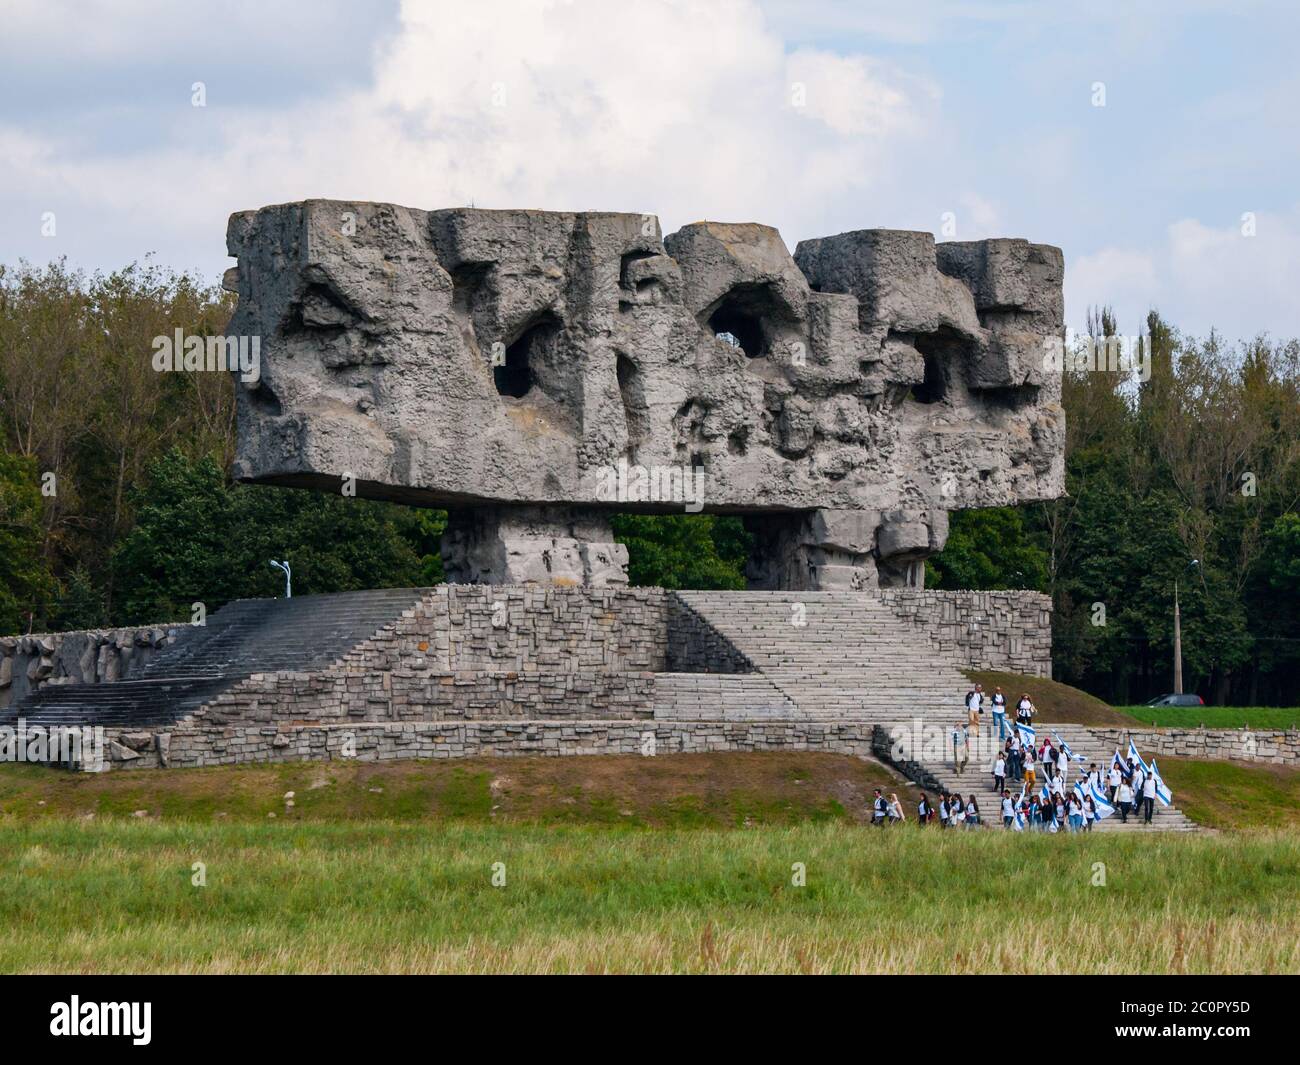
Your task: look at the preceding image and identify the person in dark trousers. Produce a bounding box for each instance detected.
[917,792,932,825]
[1141,773,1157,823]
[871,788,888,826]
[1117,779,1133,823]
[993,752,1006,794]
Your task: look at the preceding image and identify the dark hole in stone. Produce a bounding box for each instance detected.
[910,328,967,404]
[494,317,557,398]
[712,304,759,358]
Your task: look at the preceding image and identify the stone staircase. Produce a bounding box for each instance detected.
[910,723,1198,832]
[668,591,967,720]
[663,591,1198,832]
[2,588,429,729]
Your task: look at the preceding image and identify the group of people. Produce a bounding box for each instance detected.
[874,682,1166,830]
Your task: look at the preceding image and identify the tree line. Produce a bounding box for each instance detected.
[2,261,1296,705]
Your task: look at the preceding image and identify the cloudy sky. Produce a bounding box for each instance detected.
[3,0,1297,342]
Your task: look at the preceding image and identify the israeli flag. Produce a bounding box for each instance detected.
[1110,748,1129,775]
[1089,783,1116,819]
[1128,739,1151,776]
[1013,808,1026,831]
[1150,759,1173,807]
[1052,731,1077,763]
[1017,720,1036,745]
[1040,780,1052,804]
[1072,780,1088,806]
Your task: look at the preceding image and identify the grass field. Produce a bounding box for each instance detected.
[1,820,1296,973]
[1,753,1299,973]
[1120,706,1300,730]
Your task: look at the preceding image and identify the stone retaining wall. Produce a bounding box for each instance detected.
[0,625,182,709]
[1088,727,1300,767]
[98,718,879,770]
[334,584,667,674]
[878,589,1052,677]
[193,669,656,725]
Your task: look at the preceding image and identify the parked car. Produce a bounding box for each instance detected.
[1145,693,1205,707]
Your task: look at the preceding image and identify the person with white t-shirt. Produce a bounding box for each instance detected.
[993,754,1006,794]
[1141,773,1157,823]
[1107,763,1121,803]
[1117,779,1133,823]
[1001,790,1015,828]
[991,687,1008,739]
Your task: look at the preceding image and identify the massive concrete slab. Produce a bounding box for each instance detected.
[224,202,1065,587]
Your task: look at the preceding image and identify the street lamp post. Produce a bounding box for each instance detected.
[269,559,292,599]
[1173,559,1199,695]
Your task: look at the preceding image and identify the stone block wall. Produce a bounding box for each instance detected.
[877,590,1052,677]
[1088,727,1300,767]
[0,625,182,709]
[330,584,667,675]
[193,669,656,726]
[99,718,879,771]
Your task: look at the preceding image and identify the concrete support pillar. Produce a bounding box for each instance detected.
[440,506,629,586]
[745,507,949,591]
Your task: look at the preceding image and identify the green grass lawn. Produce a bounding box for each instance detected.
[1158,757,1300,831]
[1120,706,1300,730]
[1,820,1296,974]
[1,752,1299,973]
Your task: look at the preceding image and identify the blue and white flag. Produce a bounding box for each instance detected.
[1072,780,1088,806]
[1017,720,1036,745]
[1052,731,1077,763]
[1128,739,1151,776]
[1089,783,1116,820]
[1150,759,1173,807]
[1013,807,1026,831]
[1110,748,1130,777]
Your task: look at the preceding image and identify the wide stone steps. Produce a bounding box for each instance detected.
[912,725,1198,832]
[3,588,431,729]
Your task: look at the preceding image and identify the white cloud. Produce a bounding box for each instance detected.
[0,0,935,274]
[1067,207,1300,340]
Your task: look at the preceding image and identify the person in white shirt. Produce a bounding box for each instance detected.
[965,685,983,736]
[1141,773,1157,823]
[1000,790,1014,828]
[993,754,1006,793]
[1107,763,1121,802]
[991,686,1008,739]
[1117,780,1133,822]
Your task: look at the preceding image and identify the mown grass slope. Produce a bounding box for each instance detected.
[1121,706,1300,730]
[964,670,1137,725]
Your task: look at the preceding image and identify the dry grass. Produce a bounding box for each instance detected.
[1,821,1295,973]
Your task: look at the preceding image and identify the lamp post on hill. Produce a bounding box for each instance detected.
[270,559,292,599]
[1173,559,1199,695]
